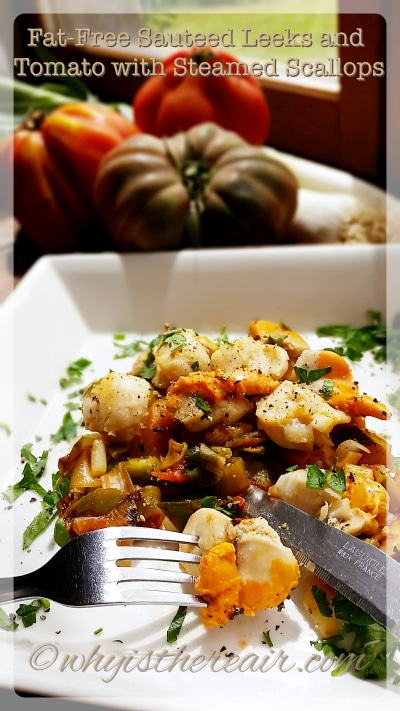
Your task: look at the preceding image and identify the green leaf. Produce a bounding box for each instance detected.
[306,464,327,489]
[214,326,233,346]
[294,365,332,383]
[51,411,82,443]
[167,606,187,643]
[262,630,273,646]
[194,396,213,415]
[316,311,387,364]
[2,448,49,503]
[0,608,18,631]
[139,363,157,380]
[113,336,148,359]
[23,509,57,549]
[59,358,92,389]
[328,467,347,493]
[320,379,334,398]
[311,585,333,617]
[53,518,70,548]
[312,591,400,680]
[15,599,50,628]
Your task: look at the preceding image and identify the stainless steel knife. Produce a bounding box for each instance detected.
[243,485,400,638]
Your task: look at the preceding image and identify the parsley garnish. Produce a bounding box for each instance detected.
[306,462,346,493]
[194,396,213,415]
[0,608,18,631]
[191,361,200,371]
[22,473,70,549]
[199,495,240,518]
[2,446,49,503]
[262,630,273,646]
[59,358,92,389]
[306,464,327,489]
[311,585,333,618]
[0,422,11,436]
[320,379,334,398]
[51,410,82,443]
[294,365,332,383]
[137,329,187,379]
[311,592,400,680]
[214,326,233,346]
[316,310,386,363]
[167,606,187,643]
[16,599,50,628]
[113,334,148,359]
[267,333,288,344]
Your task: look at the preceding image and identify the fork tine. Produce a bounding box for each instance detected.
[102,526,199,545]
[106,587,206,607]
[111,547,201,564]
[108,566,196,585]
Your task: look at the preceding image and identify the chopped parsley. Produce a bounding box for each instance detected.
[0,608,18,631]
[2,445,49,503]
[16,599,50,628]
[113,334,148,359]
[137,328,187,379]
[59,358,92,389]
[294,365,332,383]
[316,310,386,363]
[22,473,70,549]
[0,599,51,631]
[311,585,333,618]
[320,379,334,399]
[266,333,288,345]
[306,462,346,493]
[310,591,400,680]
[214,326,233,346]
[199,495,240,518]
[51,410,82,443]
[167,606,187,643]
[262,630,273,646]
[194,395,213,415]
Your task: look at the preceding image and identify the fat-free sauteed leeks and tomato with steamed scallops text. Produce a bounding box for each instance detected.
[5,316,400,678]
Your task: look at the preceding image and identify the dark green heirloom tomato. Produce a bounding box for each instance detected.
[93,122,298,251]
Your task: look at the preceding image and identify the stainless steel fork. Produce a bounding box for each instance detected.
[0,526,206,607]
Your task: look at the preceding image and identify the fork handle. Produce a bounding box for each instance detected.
[0,571,44,605]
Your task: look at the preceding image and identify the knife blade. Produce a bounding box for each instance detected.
[243,485,400,638]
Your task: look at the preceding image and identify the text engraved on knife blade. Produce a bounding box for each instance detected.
[335,540,386,582]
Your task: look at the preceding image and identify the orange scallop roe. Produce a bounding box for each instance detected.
[194,542,241,629]
[344,470,388,522]
[239,557,300,615]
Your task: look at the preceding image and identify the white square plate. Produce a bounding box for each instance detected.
[0,244,399,711]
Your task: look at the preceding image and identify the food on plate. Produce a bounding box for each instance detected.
[50,318,400,641]
[133,47,271,145]
[1,101,138,251]
[179,509,299,628]
[93,122,298,250]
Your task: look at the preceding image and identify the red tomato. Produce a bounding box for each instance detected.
[1,103,139,252]
[133,47,271,145]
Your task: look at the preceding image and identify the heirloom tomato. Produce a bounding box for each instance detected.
[3,102,138,252]
[94,122,298,251]
[134,48,271,146]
